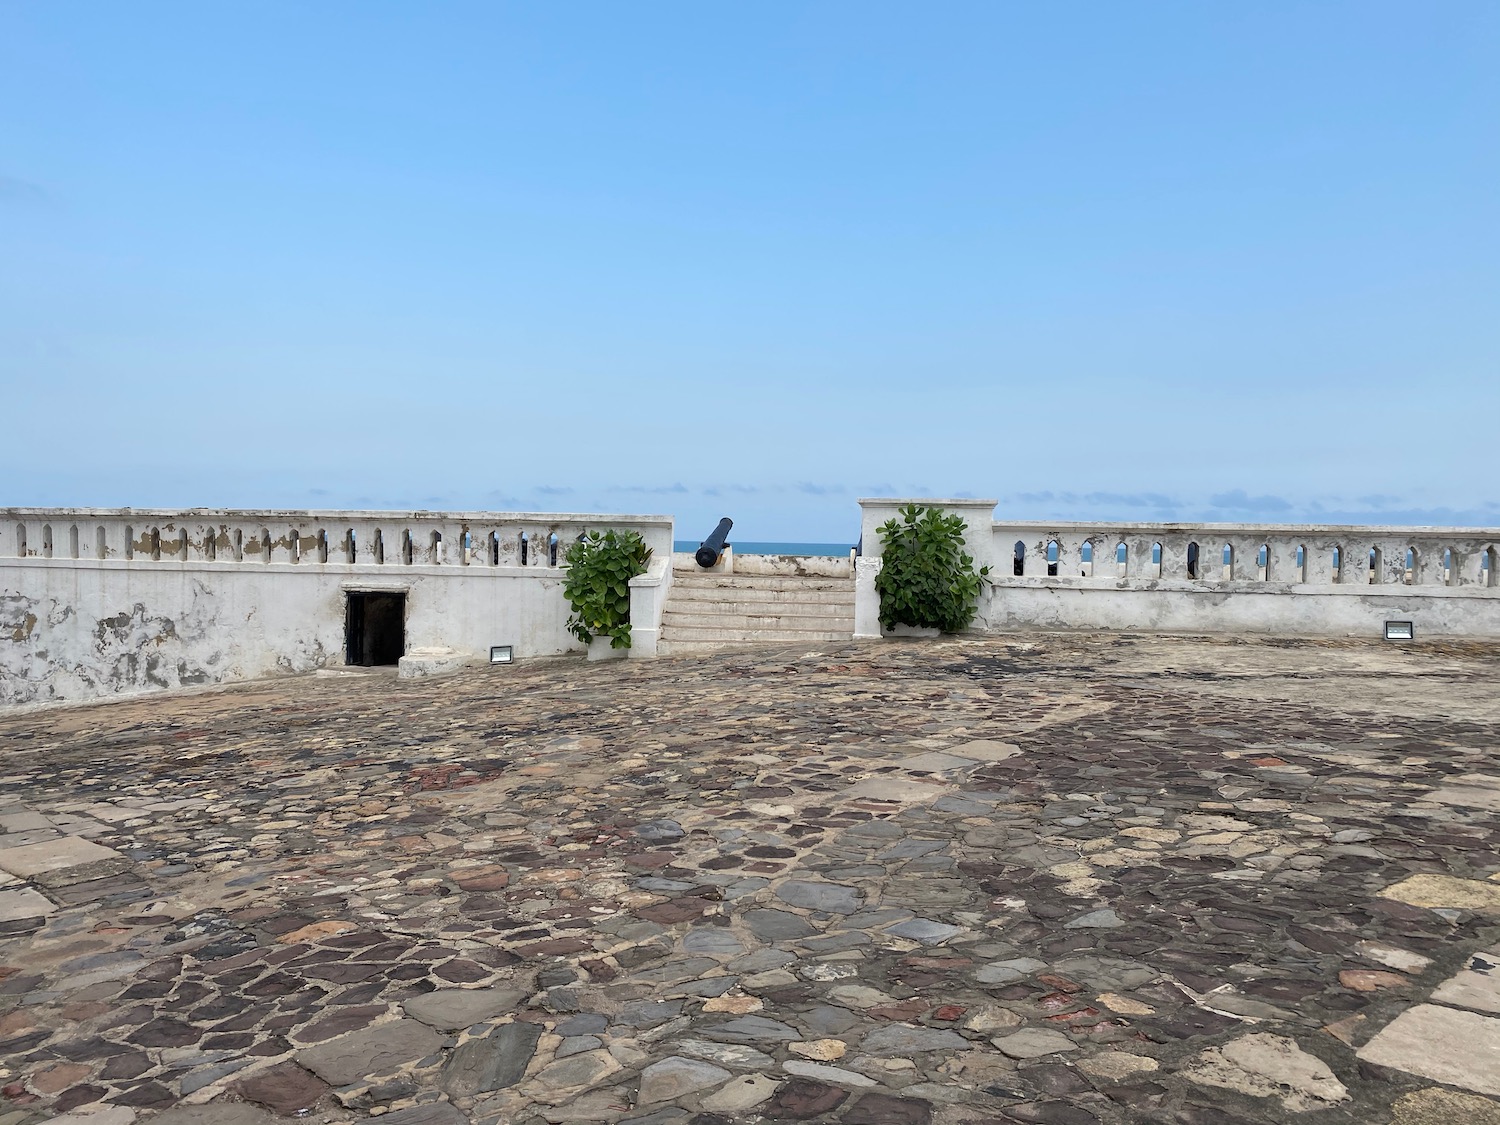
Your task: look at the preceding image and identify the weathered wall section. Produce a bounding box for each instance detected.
[856,500,1500,640]
[1,509,673,706]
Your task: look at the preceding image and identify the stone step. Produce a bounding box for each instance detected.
[663,599,854,619]
[662,610,855,631]
[668,584,854,606]
[658,624,853,644]
[670,574,854,594]
[657,637,852,655]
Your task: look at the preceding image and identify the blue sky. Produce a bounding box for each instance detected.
[3,2,1497,541]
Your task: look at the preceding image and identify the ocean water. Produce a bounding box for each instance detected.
[673,541,853,557]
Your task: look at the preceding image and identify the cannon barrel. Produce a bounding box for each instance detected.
[695,517,734,568]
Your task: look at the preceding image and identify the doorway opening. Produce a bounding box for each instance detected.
[346,591,406,666]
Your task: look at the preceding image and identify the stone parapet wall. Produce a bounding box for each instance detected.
[1,508,674,707]
[855,500,1500,640]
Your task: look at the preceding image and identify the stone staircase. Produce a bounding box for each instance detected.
[659,562,856,653]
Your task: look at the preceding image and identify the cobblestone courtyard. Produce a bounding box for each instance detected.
[2,634,1500,1125]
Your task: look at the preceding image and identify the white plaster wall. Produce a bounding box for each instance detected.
[0,559,589,706]
[977,580,1500,639]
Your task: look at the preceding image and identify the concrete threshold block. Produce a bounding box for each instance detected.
[397,648,474,680]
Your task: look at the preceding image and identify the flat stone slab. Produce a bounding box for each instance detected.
[1431,950,1500,1014]
[0,835,123,879]
[1425,774,1500,812]
[637,1056,732,1103]
[153,1105,278,1125]
[1185,1032,1349,1112]
[442,1020,544,1096]
[843,777,954,804]
[1358,1004,1500,1097]
[947,739,1023,761]
[1390,1087,1500,1125]
[0,886,56,921]
[992,1028,1078,1059]
[297,1018,445,1085]
[774,879,863,914]
[1378,874,1500,913]
[403,987,524,1030]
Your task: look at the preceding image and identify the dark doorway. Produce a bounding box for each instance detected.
[346,592,406,666]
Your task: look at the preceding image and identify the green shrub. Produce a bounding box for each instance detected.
[563,530,653,650]
[874,504,989,633]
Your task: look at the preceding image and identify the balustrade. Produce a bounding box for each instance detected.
[1,510,672,571]
[989,522,1498,589]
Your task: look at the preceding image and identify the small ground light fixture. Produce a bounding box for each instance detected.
[490,645,514,664]
[1384,621,1414,641]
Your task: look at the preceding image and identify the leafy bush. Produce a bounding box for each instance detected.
[563,530,653,650]
[874,504,989,633]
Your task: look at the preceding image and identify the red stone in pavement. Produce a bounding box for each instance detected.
[234,1062,329,1115]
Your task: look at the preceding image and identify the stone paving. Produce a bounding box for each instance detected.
[1,633,1499,1125]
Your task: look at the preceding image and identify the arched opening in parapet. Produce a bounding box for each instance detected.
[317,530,329,563]
[345,590,405,667]
[261,529,273,563]
[1221,542,1234,580]
[1405,547,1417,585]
[1257,543,1269,581]
[204,528,216,562]
[489,532,500,566]
[96,526,108,560]
[1151,541,1163,579]
[345,529,357,563]
[1368,547,1381,584]
[431,530,443,565]
[373,529,385,565]
[233,529,243,562]
[14,523,26,557]
[549,532,560,567]
[68,524,80,560]
[150,527,162,562]
[123,525,134,560]
[176,528,188,559]
[1186,541,1200,580]
[401,530,414,566]
[1012,540,1025,576]
[289,529,301,564]
[1294,544,1306,582]
[520,532,530,566]
[1114,541,1127,577]
[1331,545,1342,583]
[41,524,53,559]
[1080,540,1094,577]
[1443,547,1454,585]
[1484,547,1498,587]
[459,531,471,565]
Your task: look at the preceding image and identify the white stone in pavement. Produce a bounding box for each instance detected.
[636,1056,732,1104]
[1354,940,1432,974]
[1426,774,1500,812]
[0,836,123,879]
[1379,874,1500,913]
[1358,1005,1500,1098]
[843,777,954,803]
[41,1109,138,1125]
[1186,1033,1349,1112]
[947,739,1023,761]
[0,810,52,832]
[899,751,981,773]
[0,886,57,921]
[782,1060,877,1087]
[1430,950,1500,1015]
[700,1074,779,1113]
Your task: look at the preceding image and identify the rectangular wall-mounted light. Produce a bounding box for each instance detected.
[490,645,514,664]
[1384,621,1414,641]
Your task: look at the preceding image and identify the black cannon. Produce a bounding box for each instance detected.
[695,517,734,568]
